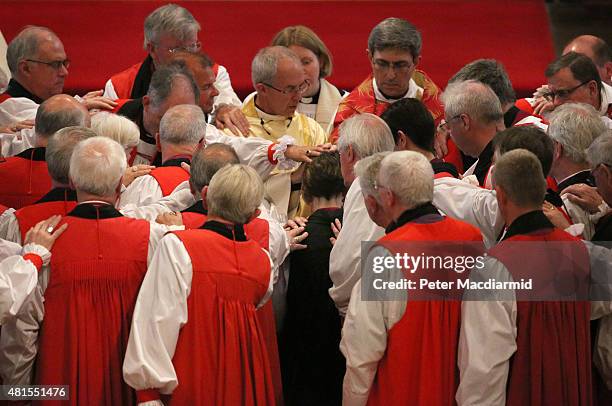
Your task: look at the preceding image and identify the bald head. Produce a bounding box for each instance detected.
[35,94,89,140]
[563,35,612,85]
[189,143,240,194]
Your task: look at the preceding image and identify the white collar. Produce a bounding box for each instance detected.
[599,82,612,116]
[372,77,422,103]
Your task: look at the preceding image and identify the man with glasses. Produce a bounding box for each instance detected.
[0,26,115,129]
[232,46,327,218]
[103,4,242,121]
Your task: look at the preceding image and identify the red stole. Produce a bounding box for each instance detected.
[0,149,51,209]
[14,193,77,242]
[169,229,276,406]
[489,228,592,406]
[34,214,150,406]
[367,217,482,406]
[149,166,189,196]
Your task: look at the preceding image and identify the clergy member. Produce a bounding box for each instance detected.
[124,164,276,406]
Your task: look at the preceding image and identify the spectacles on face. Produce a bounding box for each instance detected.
[162,41,201,54]
[439,114,464,131]
[372,58,413,73]
[25,59,70,70]
[262,80,309,95]
[543,81,590,102]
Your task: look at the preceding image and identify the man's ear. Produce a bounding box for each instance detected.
[142,95,151,110]
[587,80,599,98]
[155,132,160,149]
[18,60,31,77]
[68,178,75,190]
[413,55,422,68]
[495,185,507,206]
[254,83,267,94]
[201,186,209,210]
[604,62,612,83]
[396,131,414,151]
[366,49,373,61]
[553,141,563,160]
[346,145,356,164]
[246,208,261,224]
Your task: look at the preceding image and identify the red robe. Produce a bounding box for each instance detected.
[14,188,77,242]
[330,71,463,170]
[0,148,51,209]
[367,212,482,406]
[34,203,151,406]
[489,222,592,406]
[149,166,190,197]
[169,227,276,406]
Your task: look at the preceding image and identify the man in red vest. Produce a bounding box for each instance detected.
[340,150,482,405]
[457,149,592,405]
[0,94,89,209]
[0,126,96,244]
[119,104,203,207]
[124,163,276,406]
[24,136,170,405]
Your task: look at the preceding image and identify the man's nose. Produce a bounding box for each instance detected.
[58,64,68,76]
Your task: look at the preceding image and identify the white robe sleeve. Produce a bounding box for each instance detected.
[561,195,595,240]
[118,175,164,209]
[0,128,36,157]
[329,180,384,316]
[0,98,39,128]
[120,184,195,221]
[212,65,241,109]
[0,209,20,244]
[433,177,502,248]
[103,78,119,100]
[456,256,517,406]
[123,233,192,399]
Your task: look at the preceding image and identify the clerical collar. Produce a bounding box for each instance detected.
[182,200,208,215]
[385,202,441,234]
[202,220,247,241]
[300,89,320,105]
[556,170,594,192]
[162,155,191,167]
[36,187,77,204]
[5,79,43,104]
[254,101,294,122]
[473,141,494,186]
[69,201,123,219]
[15,147,46,161]
[372,77,422,103]
[502,210,554,241]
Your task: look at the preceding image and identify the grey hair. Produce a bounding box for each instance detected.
[586,134,612,168]
[148,61,200,108]
[493,149,546,207]
[143,3,200,49]
[159,104,206,145]
[6,26,57,75]
[354,152,391,199]
[368,17,422,59]
[337,113,395,159]
[69,136,127,197]
[548,102,608,164]
[190,143,240,193]
[91,112,140,149]
[251,46,301,87]
[206,164,264,224]
[448,59,516,106]
[35,96,89,139]
[441,80,504,125]
[378,151,434,209]
[46,126,98,184]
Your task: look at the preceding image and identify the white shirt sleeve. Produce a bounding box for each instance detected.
[120,184,195,221]
[118,175,164,209]
[329,180,384,316]
[0,209,20,244]
[433,177,502,248]
[0,127,36,157]
[123,233,192,396]
[456,256,517,406]
[562,196,595,240]
[103,79,119,100]
[212,65,242,109]
[0,98,39,128]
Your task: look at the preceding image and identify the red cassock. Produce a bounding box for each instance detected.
[489,228,592,406]
[368,216,482,406]
[33,204,151,406]
[149,166,190,197]
[168,228,276,405]
[180,202,283,405]
[0,148,51,209]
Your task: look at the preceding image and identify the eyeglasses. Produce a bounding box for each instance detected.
[439,115,464,131]
[543,81,590,102]
[372,59,413,73]
[262,80,309,95]
[166,41,202,54]
[25,59,70,70]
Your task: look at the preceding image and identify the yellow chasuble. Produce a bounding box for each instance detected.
[227,96,327,219]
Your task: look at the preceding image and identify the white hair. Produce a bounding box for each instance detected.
[441,80,503,125]
[378,151,434,208]
[6,26,58,75]
[337,113,395,159]
[91,112,140,149]
[207,164,264,224]
[143,3,200,49]
[354,152,391,199]
[251,46,301,87]
[586,133,612,168]
[159,104,206,145]
[69,136,127,197]
[548,102,608,164]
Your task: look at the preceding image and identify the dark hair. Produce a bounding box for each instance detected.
[170,50,214,70]
[368,17,421,59]
[449,59,516,106]
[148,61,200,107]
[493,125,553,176]
[380,98,435,152]
[302,151,345,203]
[545,52,602,93]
